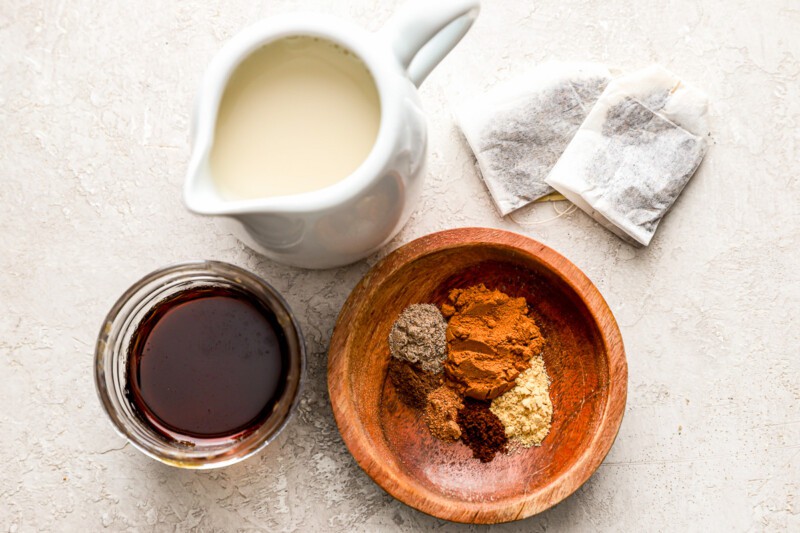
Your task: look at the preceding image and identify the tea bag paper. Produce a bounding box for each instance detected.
[458,63,612,216]
[546,65,710,246]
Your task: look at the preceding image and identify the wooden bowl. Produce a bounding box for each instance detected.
[328,228,626,524]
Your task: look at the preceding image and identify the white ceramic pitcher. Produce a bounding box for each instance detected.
[184,0,480,269]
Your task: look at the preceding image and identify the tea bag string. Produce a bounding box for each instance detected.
[509,201,577,226]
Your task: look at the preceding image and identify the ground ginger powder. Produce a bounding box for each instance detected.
[490,355,553,447]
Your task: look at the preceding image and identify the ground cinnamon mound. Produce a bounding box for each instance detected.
[457,398,507,462]
[443,285,544,400]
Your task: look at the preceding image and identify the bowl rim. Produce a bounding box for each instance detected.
[327,228,627,524]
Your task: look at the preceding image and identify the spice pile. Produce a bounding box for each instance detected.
[388,285,553,462]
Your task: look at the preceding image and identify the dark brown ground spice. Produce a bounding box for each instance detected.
[387,358,442,410]
[456,397,508,462]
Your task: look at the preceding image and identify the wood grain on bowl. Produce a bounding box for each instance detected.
[327,228,627,524]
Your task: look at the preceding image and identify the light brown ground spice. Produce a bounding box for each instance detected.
[424,383,463,442]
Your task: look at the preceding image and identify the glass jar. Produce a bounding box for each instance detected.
[94,261,304,469]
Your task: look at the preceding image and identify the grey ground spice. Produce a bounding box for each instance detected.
[388,304,447,374]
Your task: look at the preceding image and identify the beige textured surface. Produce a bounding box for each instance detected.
[1,0,798,530]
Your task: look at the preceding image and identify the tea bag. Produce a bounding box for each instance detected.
[546,65,710,246]
[458,63,612,216]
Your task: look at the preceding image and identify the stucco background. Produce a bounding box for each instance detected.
[1,0,798,530]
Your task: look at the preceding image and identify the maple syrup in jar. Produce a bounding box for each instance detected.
[126,285,289,441]
[95,261,304,467]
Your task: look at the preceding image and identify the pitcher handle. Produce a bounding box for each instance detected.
[382,0,480,87]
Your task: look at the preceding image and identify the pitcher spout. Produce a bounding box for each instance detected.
[183,32,242,217]
[183,139,224,216]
